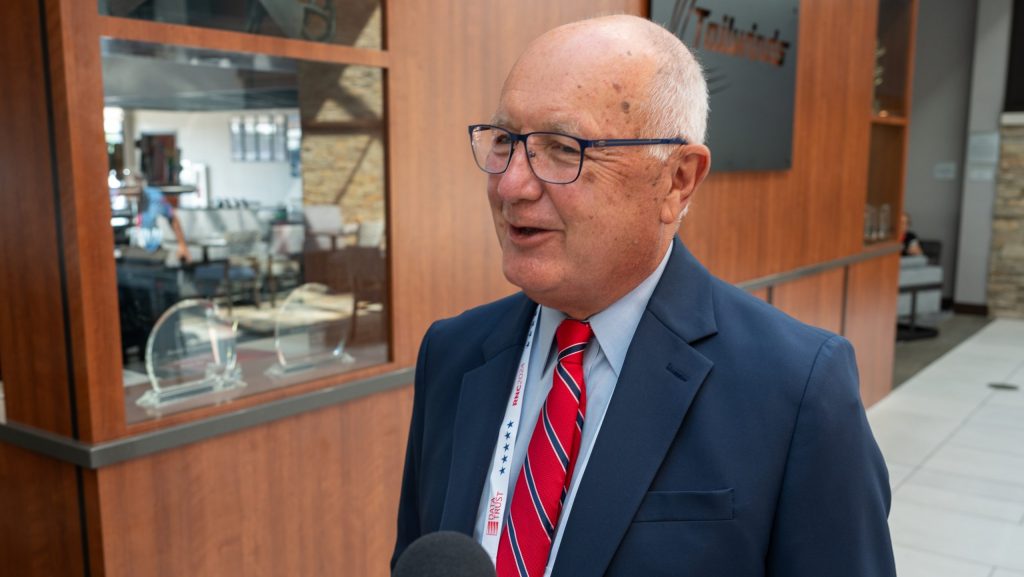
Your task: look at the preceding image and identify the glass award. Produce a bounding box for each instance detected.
[267,282,354,376]
[137,299,244,408]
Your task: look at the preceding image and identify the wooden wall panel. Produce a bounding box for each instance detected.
[680,0,877,283]
[845,253,900,407]
[867,123,906,209]
[0,0,75,435]
[0,443,85,577]
[45,0,127,442]
[94,386,412,577]
[772,268,846,334]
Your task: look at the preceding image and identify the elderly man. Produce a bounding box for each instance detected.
[393,14,896,577]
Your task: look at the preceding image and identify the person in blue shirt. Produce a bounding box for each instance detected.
[138,183,191,264]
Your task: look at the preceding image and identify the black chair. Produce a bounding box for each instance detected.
[919,239,942,266]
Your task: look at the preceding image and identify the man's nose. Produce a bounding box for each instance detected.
[495,143,543,202]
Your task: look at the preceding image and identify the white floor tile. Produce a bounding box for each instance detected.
[889,500,1024,570]
[923,445,1024,488]
[898,376,999,403]
[886,319,1024,576]
[893,546,993,577]
[968,405,1024,431]
[895,482,1024,523]
[875,388,985,420]
[914,362,1023,387]
[868,409,962,467]
[948,423,1024,458]
[988,385,1024,405]
[908,468,1024,506]
[887,462,916,489]
[1007,366,1024,388]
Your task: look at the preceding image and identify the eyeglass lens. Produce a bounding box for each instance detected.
[470,126,582,184]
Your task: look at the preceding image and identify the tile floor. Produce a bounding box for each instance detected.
[869,318,1024,577]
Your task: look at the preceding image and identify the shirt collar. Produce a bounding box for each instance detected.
[536,245,673,377]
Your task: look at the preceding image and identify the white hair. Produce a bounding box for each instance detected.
[642,21,709,160]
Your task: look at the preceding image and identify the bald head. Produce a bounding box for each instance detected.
[502,15,708,147]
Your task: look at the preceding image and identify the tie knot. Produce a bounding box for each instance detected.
[555,319,593,353]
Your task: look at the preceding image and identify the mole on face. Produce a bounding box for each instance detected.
[621,101,631,113]
[612,82,623,93]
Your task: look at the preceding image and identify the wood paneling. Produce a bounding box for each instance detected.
[771,268,846,334]
[845,253,900,407]
[867,123,906,212]
[44,0,127,442]
[0,0,75,435]
[680,0,878,284]
[93,385,412,577]
[0,443,85,577]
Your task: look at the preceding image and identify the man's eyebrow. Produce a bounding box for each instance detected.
[489,113,513,128]
[546,120,582,136]
[486,114,582,137]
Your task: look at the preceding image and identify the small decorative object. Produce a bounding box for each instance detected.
[267,283,354,376]
[137,299,244,408]
[878,203,892,240]
[864,204,877,242]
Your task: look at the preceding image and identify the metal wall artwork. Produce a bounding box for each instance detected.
[650,0,799,171]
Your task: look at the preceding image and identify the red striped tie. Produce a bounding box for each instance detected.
[496,319,592,577]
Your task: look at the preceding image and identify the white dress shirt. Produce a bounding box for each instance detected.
[473,246,672,576]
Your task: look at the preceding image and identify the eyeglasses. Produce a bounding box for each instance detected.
[468,124,687,185]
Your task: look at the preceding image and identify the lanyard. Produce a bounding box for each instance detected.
[479,305,541,562]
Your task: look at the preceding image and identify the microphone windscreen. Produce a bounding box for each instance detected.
[392,531,497,577]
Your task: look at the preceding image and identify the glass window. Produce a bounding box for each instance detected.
[99,0,383,49]
[102,38,388,421]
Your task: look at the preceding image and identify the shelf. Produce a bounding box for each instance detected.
[870,114,908,126]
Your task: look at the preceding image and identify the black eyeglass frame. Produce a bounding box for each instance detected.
[468,124,688,184]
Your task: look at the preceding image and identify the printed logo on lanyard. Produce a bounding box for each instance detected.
[479,306,540,561]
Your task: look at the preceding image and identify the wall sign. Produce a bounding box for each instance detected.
[650,0,799,171]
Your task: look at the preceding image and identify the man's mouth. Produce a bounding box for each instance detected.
[512,226,544,236]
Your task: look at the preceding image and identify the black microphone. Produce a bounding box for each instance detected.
[392,532,497,577]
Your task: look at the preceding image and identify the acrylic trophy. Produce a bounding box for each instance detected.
[136,298,244,408]
[267,282,353,376]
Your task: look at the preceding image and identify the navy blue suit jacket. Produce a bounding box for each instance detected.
[393,240,896,576]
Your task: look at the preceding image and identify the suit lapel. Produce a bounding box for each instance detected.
[440,294,537,534]
[552,240,718,577]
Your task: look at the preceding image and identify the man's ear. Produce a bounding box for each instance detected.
[660,144,711,225]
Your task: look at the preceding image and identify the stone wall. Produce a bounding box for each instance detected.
[298,63,385,231]
[989,120,1024,317]
[297,6,386,234]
